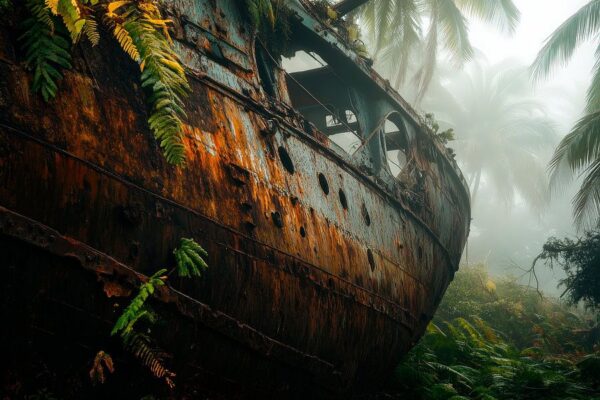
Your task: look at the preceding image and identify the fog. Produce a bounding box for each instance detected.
[368,0,594,295]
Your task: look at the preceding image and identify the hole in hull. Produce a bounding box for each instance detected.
[271,211,284,228]
[338,189,348,210]
[278,146,295,174]
[361,203,371,226]
[367,249,375,271]
[318,173,329,195]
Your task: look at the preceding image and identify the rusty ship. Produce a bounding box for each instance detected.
[0,0,470,397]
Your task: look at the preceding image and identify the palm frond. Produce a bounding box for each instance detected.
[455,0,520,33]
[437,0,473,64]
[573,159,600,228]
[550,110,600,178]
[586,43,600,113]
[414,7,439,104]
[531,0,600,80]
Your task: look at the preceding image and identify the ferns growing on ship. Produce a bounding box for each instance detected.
[104,1,191,165]
[244,0,292,57]
[174,237,209,277]
[18,0,190,165]
[108,238,208,388]
[19,0,72,102]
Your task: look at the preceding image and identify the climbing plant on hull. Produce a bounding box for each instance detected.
[101,238,209,389]
[17,0,190,165]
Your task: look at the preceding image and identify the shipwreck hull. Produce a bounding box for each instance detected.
[0,0,470,396]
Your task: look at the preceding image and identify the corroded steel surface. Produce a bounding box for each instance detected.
[0,0,470,396]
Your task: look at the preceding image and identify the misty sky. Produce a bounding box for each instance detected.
[469,0,593,129]
[461,0,594,293]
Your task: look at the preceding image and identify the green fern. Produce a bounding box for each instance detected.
[245,0,275,31]
[110,268,175,387]
[20,0,72,102]
[244,0,291,57]
[106,0,190,165]
[54,0,85,41]
[111,268,166,337]
[174,238,208,278]
[109,238,208,388]
[18,0,190,165]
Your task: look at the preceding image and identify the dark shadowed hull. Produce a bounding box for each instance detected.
[0,0,470,397]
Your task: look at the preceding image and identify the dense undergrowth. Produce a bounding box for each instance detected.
[386,265,600,400]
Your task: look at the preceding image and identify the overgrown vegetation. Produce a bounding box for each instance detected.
[14,0,190,165]
[422,113,455,145]
[534,231,600,310]
[244,0,292,56]
[386,265,600,400]
[97,238,208,389]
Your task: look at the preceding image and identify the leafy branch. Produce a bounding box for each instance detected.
[102,238,208,388]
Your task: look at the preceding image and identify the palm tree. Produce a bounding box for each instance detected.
[422,62,557,209]
[358,0,520,102]
[531,0,600,229]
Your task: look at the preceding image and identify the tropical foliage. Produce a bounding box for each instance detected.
[532,0,600,228]
[108,238,208,389]
[358,0,520,101]
[386,265,600,400]
[422,62,556,208]
[244,0,292,56]
[534,230,600,310]
[15,0,190,165]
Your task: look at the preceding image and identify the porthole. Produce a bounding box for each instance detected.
[271,211,284,228]
[318,173,329,195]
[367,249,375,271]
[278,146,295,174]
[361,203,371,226]
[338,189,348,210]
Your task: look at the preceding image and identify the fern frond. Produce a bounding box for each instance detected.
[82,14,100,46]
[455,317,486,348]
[29,0,55,29]
[173,238,208,278]
[20,0,72,101]
[111,21,140,61]
[55,0,86,42]
[45,0,58,14]
[111,268,166,336]
[123,332,176,388]
[104,0,190,165]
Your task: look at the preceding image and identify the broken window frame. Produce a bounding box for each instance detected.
[381,112,411,179]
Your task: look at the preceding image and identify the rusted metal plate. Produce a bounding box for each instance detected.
[0,0,470,396]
